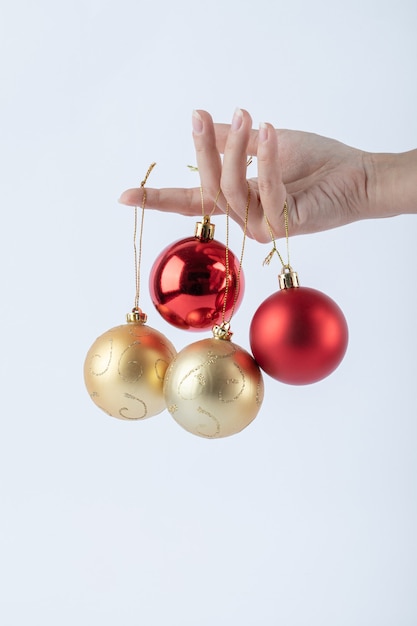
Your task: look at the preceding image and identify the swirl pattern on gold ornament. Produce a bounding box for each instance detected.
[118,341,144,382]
[88,337,113,376]
[196,406,221,438]
[218,361,245,403]
[89,393,112,417]
[255,382,263,406]
[155,358,171,381]
[119,393,147,420]
[177,345,245,402]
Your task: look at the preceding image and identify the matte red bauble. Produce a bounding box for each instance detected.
[149,217,244,331]
[250,268,348,385]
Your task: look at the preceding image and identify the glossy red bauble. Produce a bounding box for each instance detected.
[249,286,348,385]
[149,237,244,331]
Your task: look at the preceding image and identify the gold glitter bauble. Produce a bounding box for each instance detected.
[84,321,176,420]
[163,337,264,439]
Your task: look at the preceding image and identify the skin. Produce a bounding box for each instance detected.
[119,109,417,243]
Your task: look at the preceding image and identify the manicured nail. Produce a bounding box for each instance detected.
[192,110,203,134]
[259,122,268,143]
[231,107,243,132]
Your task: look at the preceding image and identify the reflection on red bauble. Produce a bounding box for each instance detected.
[249,286,348,385]
[149,237,244,331]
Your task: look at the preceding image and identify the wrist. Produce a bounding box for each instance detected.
[369,149,417,218]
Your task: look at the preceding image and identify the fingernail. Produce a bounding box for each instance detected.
[231,107,243,132]
[192,110,203,134]
[259,122,268,143]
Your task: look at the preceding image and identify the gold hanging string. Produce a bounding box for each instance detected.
[211,187,222,218]
[189,156,252,219]
[189,164,222,220]
[197,184,222,219]
[199,185,204,218]
[133,162,156,311]
[221,181,251,324]
[263,199,290,268]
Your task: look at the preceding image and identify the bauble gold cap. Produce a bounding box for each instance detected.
[278,266,300,289]
[212,322,233,341]
[126,307,148,324]
[195,215,215,241]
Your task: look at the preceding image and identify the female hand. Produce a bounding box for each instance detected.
[119,109,416,242]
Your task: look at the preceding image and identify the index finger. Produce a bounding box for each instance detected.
[118,186,221,217]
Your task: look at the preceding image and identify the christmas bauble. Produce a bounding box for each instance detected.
[84,318,176,419]
[250,283,348,385]
[149,234,244,331]
[163,331,264,438]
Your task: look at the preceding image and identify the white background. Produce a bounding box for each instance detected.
[1,1,416,624]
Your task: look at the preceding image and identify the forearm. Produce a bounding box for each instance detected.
[369,149,417,219]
